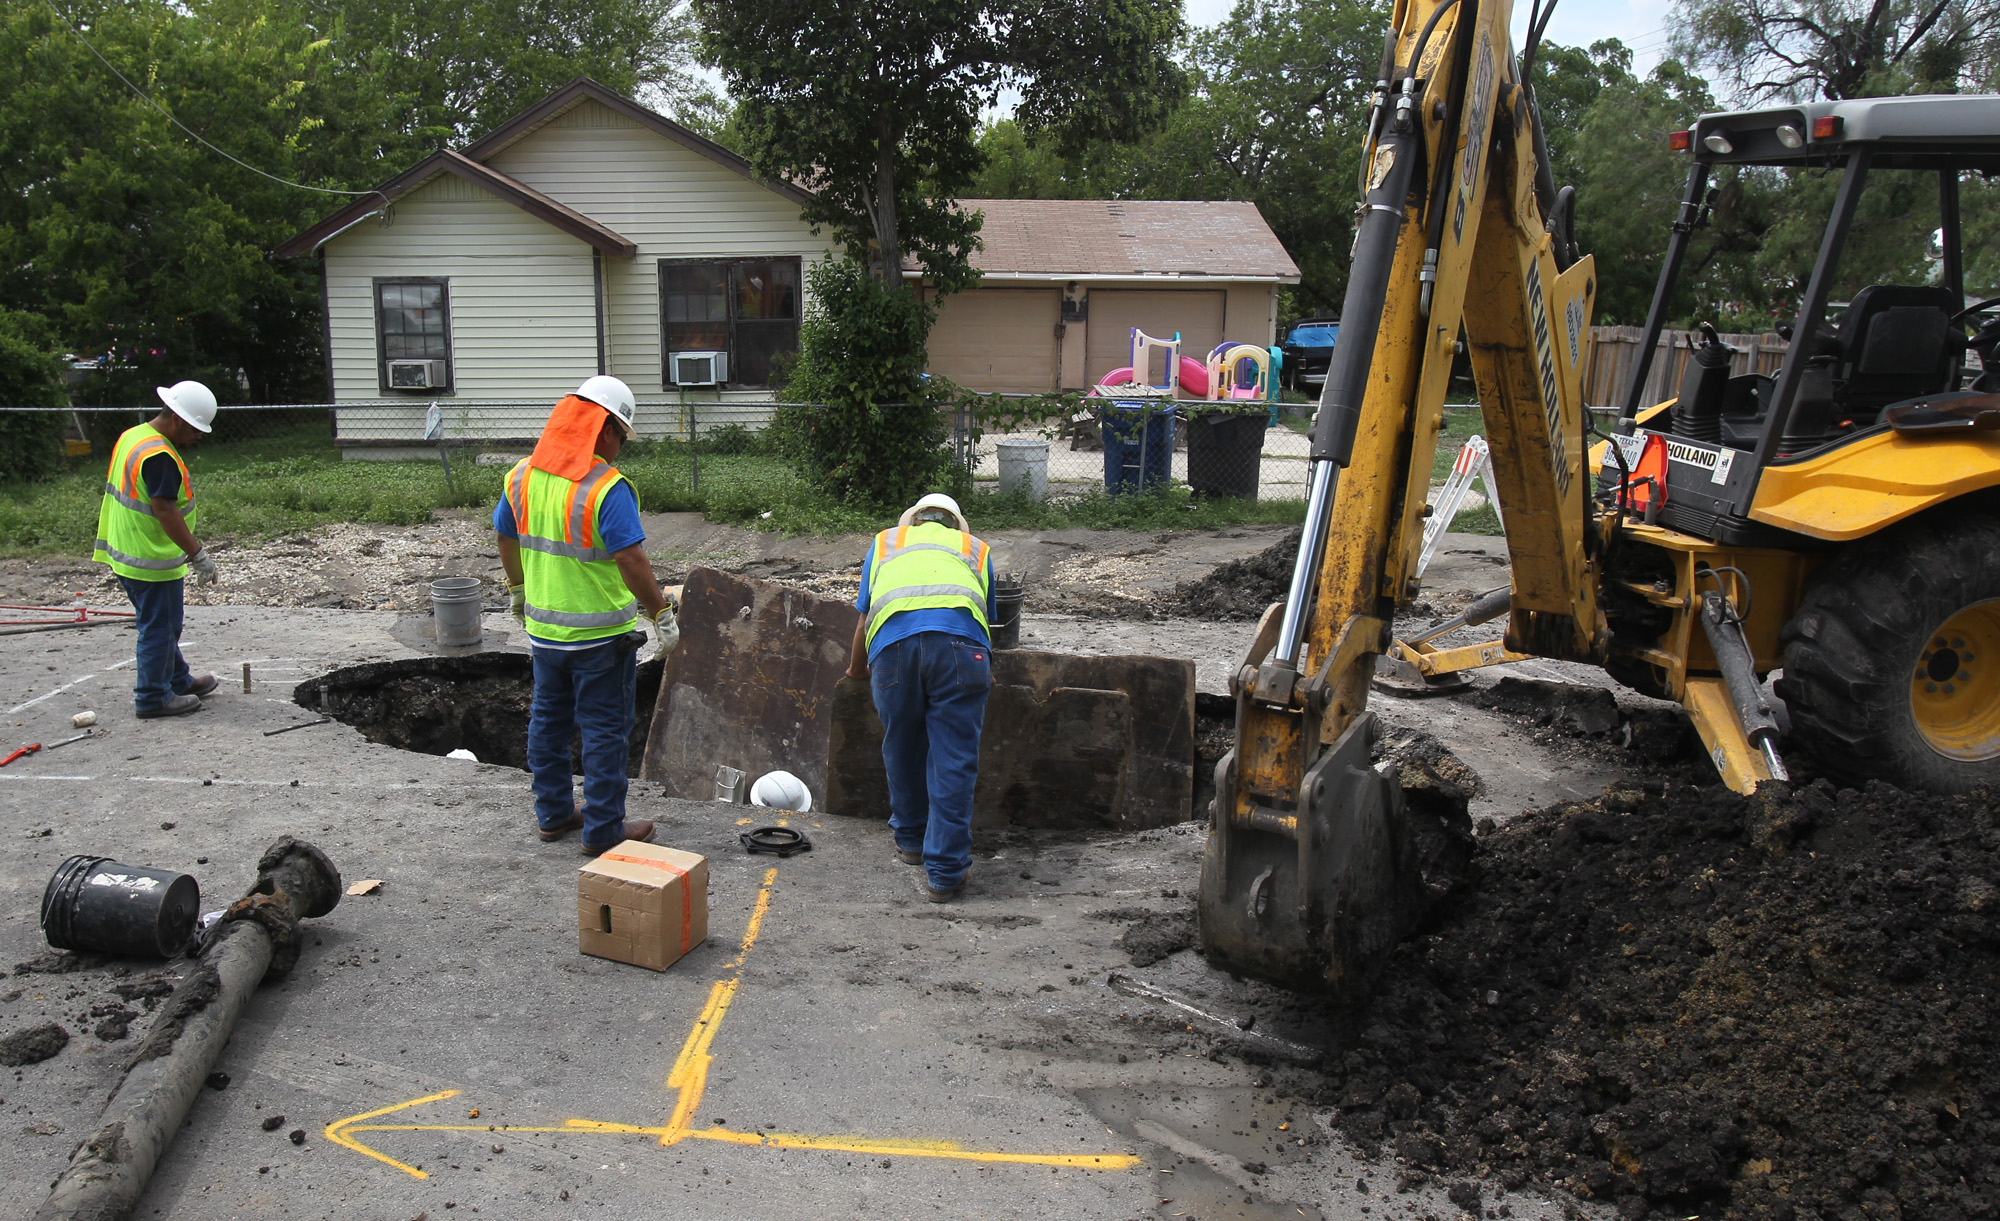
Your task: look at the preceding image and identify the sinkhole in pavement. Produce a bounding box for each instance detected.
[294,652,665,774]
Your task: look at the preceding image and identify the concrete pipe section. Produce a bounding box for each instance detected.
[34,839,341,1221]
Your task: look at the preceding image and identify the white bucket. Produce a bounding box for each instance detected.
[430,577,484,647]
[995,438,1050,502]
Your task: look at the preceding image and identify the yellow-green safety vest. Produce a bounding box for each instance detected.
[862,521,991,649]
[505,458,639,643]
[92,422,195,581]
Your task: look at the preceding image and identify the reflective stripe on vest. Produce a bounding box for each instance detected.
[93,424,194,581]
[508,458,639,642]
[862,523,990,647]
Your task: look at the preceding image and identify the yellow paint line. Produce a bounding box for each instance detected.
[323,1089,461,1178]
[734,866,778,966]
[685,1126,1141,1167]
[659,978,740,1145]
[340,1109,1137,1171]
[324,864,1138,1180]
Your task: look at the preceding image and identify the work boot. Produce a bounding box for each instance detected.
[918,874,965,904]
[581,820,655,857]
[894,849,923,866]
[136,694,202,719]
[538,809,585,843]
[184,673,220,698]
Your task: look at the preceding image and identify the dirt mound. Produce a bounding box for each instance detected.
[1313,777,2000,1220]
[1167,527,1301,620]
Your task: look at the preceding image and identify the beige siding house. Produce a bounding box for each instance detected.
[279,79,832,454]
[920,200,1301,394]
[282,79,1305,449]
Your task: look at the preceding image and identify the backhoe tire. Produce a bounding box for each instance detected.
[1776,512,2000,794]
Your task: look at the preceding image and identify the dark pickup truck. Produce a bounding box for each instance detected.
[1280,317,1338,391]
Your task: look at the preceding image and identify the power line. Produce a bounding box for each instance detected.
[41,0,388,208]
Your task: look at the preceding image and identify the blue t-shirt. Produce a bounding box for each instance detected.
[855,544,997,662]
[494,476,645,649]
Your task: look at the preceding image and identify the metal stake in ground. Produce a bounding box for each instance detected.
[33,837,341,1221]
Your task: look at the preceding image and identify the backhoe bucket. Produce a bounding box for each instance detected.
[1198,713,1449,999]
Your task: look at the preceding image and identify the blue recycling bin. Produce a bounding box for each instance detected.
[1098,401,1175,495]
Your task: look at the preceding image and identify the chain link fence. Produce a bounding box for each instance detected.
[957,401,1310,503]
[4,396,1311,506]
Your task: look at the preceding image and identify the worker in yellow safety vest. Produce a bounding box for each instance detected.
[92,381,223,718]
[844,493,997,903]
[496,376,678,856]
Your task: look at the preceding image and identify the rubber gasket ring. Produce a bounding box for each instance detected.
[740,826,812,857]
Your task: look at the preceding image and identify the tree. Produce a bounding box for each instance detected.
[286,0,702,146]
[0,0,699,406]
[970,0,1386,318]
[1528,41,1746,325]
[695,0,1186,293]
[0,307,70,481]
[1671,0,2000,100]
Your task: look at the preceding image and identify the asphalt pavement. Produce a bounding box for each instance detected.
[0,603,1593,1220]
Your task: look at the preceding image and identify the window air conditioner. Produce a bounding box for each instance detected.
[671,351,728,387]
[387,359,448,390]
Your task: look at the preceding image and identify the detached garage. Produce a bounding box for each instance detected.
[918,200,1300,395]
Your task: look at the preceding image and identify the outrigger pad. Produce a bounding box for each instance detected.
[1197,713,1465,1001]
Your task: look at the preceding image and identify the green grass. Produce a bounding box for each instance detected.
[3,411,1504,553]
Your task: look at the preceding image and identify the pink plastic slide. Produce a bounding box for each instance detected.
[1097,357,1209,397]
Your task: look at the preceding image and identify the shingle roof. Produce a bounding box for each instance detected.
[274,148,636,259]
[941,199,1300,281]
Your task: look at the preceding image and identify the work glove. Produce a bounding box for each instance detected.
[646,602,680,653]
[508,583,526,626]
[186,548,218,586]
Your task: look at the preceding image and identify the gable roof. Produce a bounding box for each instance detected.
[276,77,808,259]
[937,199,1300,282]
[275,148,636,258]
[459,77,813,206]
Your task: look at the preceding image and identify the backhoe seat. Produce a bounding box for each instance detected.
[1834,285,1959,417]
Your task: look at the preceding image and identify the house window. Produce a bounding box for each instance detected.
[659,259,800,387]
[374,278,453,393]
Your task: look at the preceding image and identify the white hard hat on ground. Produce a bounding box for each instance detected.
[899,492,968,533]
[155,381,218,433]
[749,769,813,814]
[576,375,636,437]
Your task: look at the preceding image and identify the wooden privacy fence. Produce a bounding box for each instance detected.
[1582,326,1787,410]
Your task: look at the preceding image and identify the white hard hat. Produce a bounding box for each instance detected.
[575,375,636,437]
[155,381,217,433]
[749,769,813,814]
[899,492,968,533]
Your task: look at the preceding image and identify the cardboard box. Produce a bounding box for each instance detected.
[577,841,708,971]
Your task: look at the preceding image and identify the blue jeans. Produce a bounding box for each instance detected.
[528,638,637,849]
[870,631,990,890]
[117,576,193,713]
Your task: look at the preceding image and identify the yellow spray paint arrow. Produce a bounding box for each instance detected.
[322,866,1139,1177]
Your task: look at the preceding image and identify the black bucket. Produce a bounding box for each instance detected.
[991,576,1025,650]
[41,855,200,958]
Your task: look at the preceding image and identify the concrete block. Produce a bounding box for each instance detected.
[644,568,1196,830]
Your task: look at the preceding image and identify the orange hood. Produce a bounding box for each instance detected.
[529,395,611,481]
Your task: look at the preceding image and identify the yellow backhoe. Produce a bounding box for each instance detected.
[1201,0,2000,994]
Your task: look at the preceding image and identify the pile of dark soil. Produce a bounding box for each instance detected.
[0,1022,70,1066]
[1315,776,2000,1220]
[1167,527,1301,620]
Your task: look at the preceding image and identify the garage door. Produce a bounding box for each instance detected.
[926,289,1060,393]
[1084,290,1226,385]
